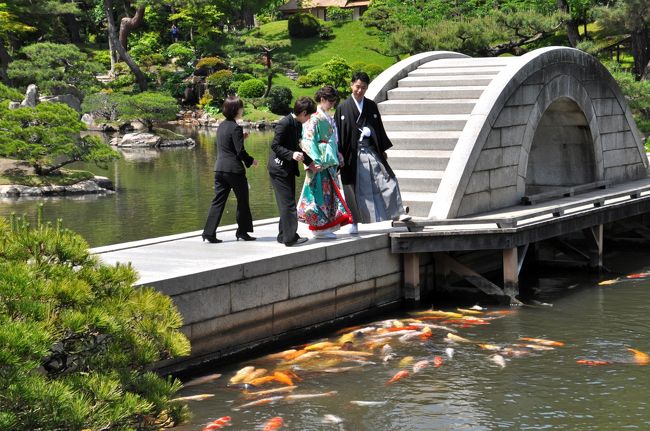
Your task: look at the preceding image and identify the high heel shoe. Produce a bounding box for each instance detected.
[202,234,222,243]
[236,231,256,241]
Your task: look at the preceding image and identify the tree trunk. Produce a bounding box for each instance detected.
[62,14,82,43]
[0,38,11,84]
[631,29,650,80]
[556,0,580,47]
[104,0,147,91]
[108,34,117,77]
[118,6,145,52]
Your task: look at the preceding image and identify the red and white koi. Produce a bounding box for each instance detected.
[412,360,429,373]
[201,416,231,431]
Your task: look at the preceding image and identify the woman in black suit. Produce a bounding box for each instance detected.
[202,96,258,243]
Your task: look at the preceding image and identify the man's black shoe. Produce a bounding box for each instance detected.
[285,237,308,247]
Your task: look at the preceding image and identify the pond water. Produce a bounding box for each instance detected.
[0,126,285,247]
[172,251,650,431]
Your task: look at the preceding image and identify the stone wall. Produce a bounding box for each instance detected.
[150,234,415,372]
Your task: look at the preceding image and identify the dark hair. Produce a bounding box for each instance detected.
[294,96,317,115]
[351,71,370,85]
[222,96,244,120]
[314,85,339,104]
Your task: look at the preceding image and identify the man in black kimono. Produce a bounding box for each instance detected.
[268,97,318,246]
[334,71,406,234]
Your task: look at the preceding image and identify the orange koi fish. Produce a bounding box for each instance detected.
[201,416,231,431]
[263,417,284,431]
[446,333,474,343]
[576,359,612,366]
[263,349,297,360]
[386,370,410,384]
[433,356,444,367]
[519,337,565,347]
[304,341,336,351]
[248,375,278,387]
[627,348,649,365]
[272,371,294,386]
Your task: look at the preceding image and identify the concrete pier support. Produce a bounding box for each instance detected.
[403,253,421,302]
[583,224,604,269]
[502,247,519,301]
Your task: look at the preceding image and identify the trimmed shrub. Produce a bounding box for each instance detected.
[237,79,266,98]
[129,32,162,61]
[298,68,328,88]
[319,22,334,40]
[206,69,234,103]
[267,86,293,115]
[165,42,195,66]
[0,82,23,102]
[288,13,321,38]
[365,64,384,80]
[232,73,256,83]
[195,56,227,76]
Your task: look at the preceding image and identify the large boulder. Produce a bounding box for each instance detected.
[40,94,82,112]
[20,84,39,107]
[116,132,162,148]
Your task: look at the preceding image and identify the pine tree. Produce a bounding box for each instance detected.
[0,211,191,430]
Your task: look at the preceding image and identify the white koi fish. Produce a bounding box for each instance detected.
[350,400,387,406]
[489,354,506,368]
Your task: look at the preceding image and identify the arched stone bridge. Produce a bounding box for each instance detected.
[368,47,648,219]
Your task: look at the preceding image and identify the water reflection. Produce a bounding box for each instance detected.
[0,126,284,247]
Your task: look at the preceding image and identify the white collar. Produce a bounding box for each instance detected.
[352,96,364,113]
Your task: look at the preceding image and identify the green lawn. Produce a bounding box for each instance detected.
[258,20,395,71]
[256,20,395,104]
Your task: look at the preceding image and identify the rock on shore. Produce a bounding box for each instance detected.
[0,176,115,198]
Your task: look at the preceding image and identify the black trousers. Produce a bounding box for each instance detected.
[203,171,253,236]
[270,173,298,244]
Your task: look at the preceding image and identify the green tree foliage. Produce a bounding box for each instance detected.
[326,6,352,24]
[0,100,119,176]
[237,78,266,97]
[7,42,102,96]
[595,0,650,79]
[82,91,180,131]
[388,9,565,57]
[288,12,321,38]
[0,81,22,101]
[0,214,191,430]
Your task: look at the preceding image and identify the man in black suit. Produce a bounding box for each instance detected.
[268,97,318,246]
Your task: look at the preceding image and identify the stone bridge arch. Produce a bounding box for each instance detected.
[368,47,647,219]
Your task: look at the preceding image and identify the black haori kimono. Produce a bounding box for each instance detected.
[334,96,405,223]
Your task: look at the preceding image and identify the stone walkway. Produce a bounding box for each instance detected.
[92,218,397,286]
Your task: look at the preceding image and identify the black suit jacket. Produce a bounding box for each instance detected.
[268,114,313,177]
[214,119,254,174]
[334,96,394,185]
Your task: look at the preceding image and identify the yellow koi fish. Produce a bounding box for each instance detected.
[457,308,483,315]
[413,310,464,318]
[398,356,414,367]
[243,368,268,383]
[183,373,222,388]
[170,394,215,402]
[243,386,297,398]
[628,348,649,365]
[446,333,474,343]
[229,366,256,384]
[305,341,337,351]
[519,337,565,347]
